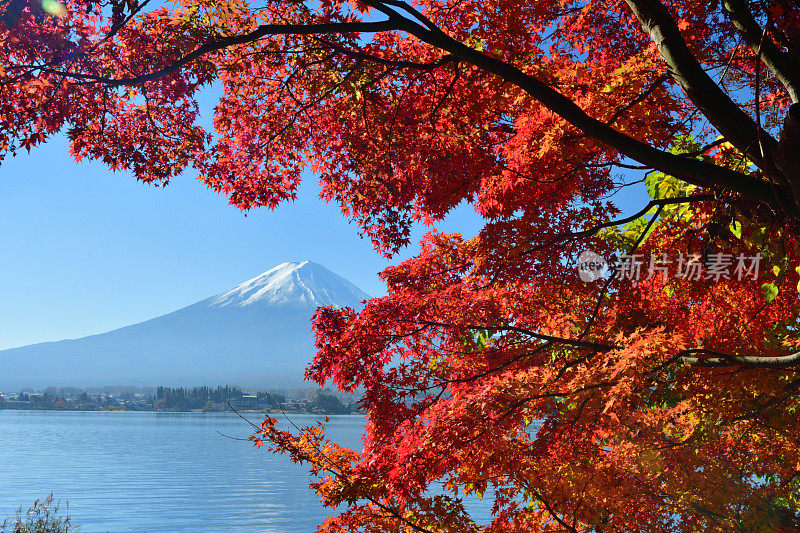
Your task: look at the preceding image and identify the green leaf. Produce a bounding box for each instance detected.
[41,0,67,16]
[646,172,662,199]
[729,220,742,240]
[795,267,800,294]
[475,329,490,349]
[762,282,779,303]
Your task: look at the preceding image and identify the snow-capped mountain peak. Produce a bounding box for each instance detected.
[209,261,368,308]
[0,260,371,388]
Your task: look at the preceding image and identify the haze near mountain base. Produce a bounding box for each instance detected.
[0,261,369,389]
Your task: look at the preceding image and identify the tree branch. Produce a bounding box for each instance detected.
[722,0,800,103]
[623,0,779,170]
[413,319,617,353]
[63,20,403,87]
[360,1,790,214]
[523,195,714,255]
[680,348,800,367]
[605,72,670,125]
[313,36,456,70]
[37,1,796,215]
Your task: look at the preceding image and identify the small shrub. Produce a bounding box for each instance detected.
[1,494,79,533]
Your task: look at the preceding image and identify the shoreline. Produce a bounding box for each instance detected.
[0,407,364,416]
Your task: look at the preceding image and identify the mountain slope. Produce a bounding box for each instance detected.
[0,261,369,389]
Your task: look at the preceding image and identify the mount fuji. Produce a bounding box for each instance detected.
[0,261,370,389]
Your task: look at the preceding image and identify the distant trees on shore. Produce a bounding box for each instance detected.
[156,385,249,410]
[0,385,358,414]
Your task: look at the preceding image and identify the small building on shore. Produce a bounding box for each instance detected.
[229,395,261,411]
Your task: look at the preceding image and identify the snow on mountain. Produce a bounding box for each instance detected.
[209,261,368,308]
[0,261,370,389]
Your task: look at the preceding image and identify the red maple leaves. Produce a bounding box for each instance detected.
[4,0,800,529]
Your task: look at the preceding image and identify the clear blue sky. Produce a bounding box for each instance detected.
[0,133,487,350]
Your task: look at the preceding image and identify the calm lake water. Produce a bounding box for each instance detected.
[0,410,491,532]
[0,410,366,532]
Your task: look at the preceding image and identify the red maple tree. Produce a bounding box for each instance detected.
[4,0,800,530]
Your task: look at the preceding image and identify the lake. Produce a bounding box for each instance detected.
[0,410,491,532]
[0,410,365,532]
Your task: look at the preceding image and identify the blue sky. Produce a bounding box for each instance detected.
[0,133,488,350]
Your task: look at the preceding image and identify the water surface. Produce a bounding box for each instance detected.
[1,410,492,532]
[0,410,364,532]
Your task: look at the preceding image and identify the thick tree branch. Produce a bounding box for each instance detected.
[36,1,795,214]
[623,0,779,170]
[411,319,800,369]
[523,195,715,255]
[722,0,800,103]
[680,348,800,367]
[358,1,790,213]
[775,104,800,198]
[69,20,402,87]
